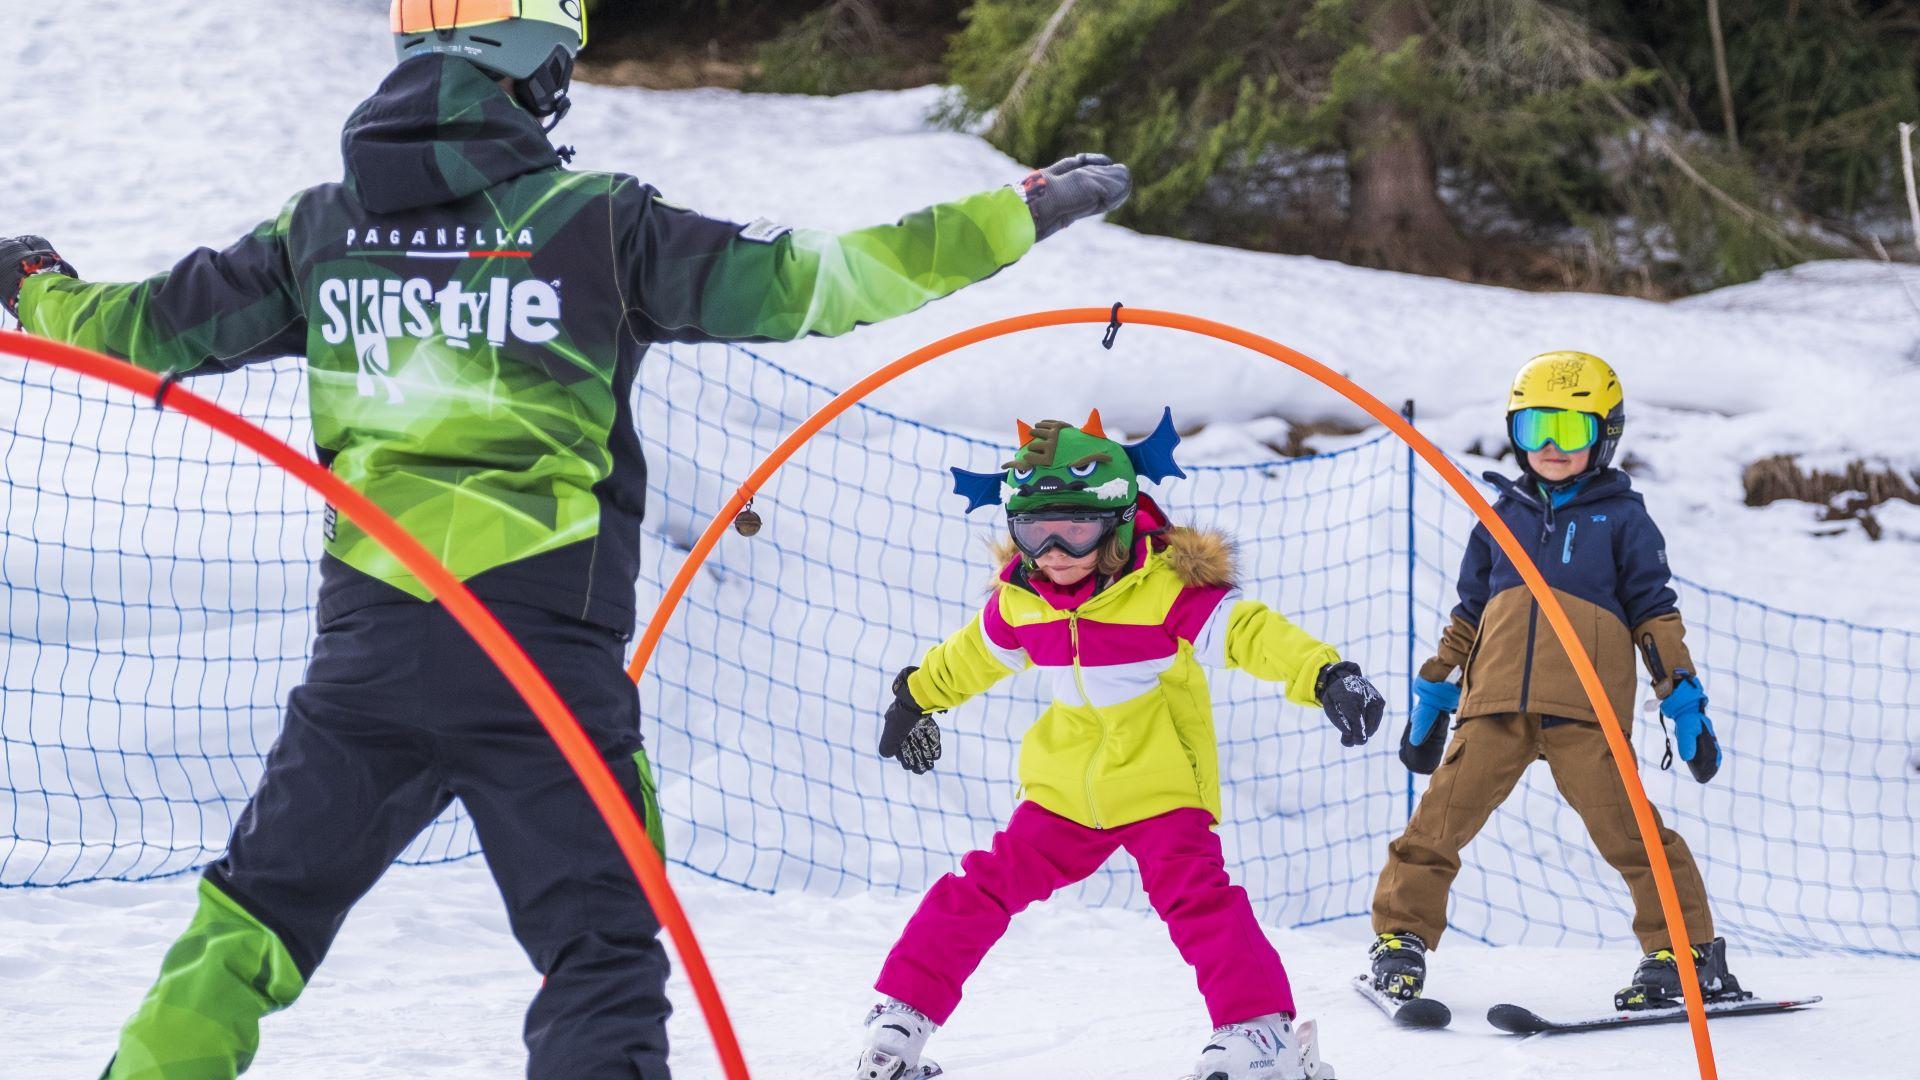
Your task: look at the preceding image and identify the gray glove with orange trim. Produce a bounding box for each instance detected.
[1019,154,1132,241]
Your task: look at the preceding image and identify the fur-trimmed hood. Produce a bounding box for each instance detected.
[1158,526,1236,587]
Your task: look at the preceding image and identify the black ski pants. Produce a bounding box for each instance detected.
[204,598,671,1079]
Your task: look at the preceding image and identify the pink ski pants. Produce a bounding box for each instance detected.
[875,802,1294,1027]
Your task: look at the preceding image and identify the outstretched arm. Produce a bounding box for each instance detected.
[626,184,1033,344]
[1184,589,1341,708]
[10,199,307,376]
[1180,587,1379,746]
[905,599,1031,713]
[877,599,1030,775]
[623,155,1129,344]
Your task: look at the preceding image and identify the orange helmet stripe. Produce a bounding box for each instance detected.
[391,0,519,35]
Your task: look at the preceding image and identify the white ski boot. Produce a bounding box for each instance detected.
[854,998,942,1079]
[1186,1014,1335,1080]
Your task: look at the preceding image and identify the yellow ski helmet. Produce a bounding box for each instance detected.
[1506,350,1625,477]
[392,0,586,123]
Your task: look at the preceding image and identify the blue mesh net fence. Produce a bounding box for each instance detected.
[2,338,1914,959]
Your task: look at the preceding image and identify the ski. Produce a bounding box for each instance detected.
[1487,993,1822,1036]
[1351,973,1452,1029]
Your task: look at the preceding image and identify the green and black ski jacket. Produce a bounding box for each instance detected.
[19,55,1035,633]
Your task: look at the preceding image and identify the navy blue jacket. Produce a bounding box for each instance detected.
[1424,468,1697,724]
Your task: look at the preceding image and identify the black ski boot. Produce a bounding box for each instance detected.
[1369,931,1429,1001]
[1614,936,1746,1010]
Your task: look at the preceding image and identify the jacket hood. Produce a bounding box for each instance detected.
[342,54,562,214]
[1159,527,1236,587]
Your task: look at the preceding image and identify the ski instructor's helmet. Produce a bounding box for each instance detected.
[1506,350,1625,481]
[392,0,585,126]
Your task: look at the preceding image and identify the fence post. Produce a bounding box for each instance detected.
[1402,399,1417,821]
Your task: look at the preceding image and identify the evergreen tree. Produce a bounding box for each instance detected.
[587,0,1920,293]
[938,0,1919,292]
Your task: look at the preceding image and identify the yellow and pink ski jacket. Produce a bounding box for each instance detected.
[907,504,1341,830]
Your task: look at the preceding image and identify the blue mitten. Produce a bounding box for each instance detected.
[1659,671,1719,783]
[1400,677,1460,774]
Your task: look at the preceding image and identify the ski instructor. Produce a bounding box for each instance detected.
[0,2,1129,1077]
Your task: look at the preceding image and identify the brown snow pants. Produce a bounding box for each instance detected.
[1371,711,1714,953]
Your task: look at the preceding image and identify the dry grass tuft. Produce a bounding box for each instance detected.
[1743,455,1920,541]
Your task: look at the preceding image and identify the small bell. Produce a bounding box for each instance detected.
[733,506,763,537]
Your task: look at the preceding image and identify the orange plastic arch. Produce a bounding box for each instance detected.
[625,307,1720,1079]
[0,329,752,1080]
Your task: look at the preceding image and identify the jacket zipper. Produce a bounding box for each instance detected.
[1561,519,1577,564]
[1518,484,1558,712]
[1069,611,1108,829]
[1517,599,1540,713]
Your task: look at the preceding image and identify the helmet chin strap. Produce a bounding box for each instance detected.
[512,47,576,132]
[537,94,571,133]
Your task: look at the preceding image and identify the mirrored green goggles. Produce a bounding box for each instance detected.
[1511,407,1599,453]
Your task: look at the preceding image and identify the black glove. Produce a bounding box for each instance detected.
[0,236,78,318]
[878,666,942,775]
[1316,661,1385,747]
[1019,154,1132,242]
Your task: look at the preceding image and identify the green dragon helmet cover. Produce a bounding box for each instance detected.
[951,407,1186,553]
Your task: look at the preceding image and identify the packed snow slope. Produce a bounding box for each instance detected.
[2,860,1904,1080]
[7,0,1920,627]
[5,5,1920,1079]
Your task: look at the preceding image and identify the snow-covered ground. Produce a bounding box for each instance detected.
[3,859,1903,1079]
[4,3,1920,1078]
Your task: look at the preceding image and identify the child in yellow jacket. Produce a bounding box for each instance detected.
[853,410,1383,1080]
